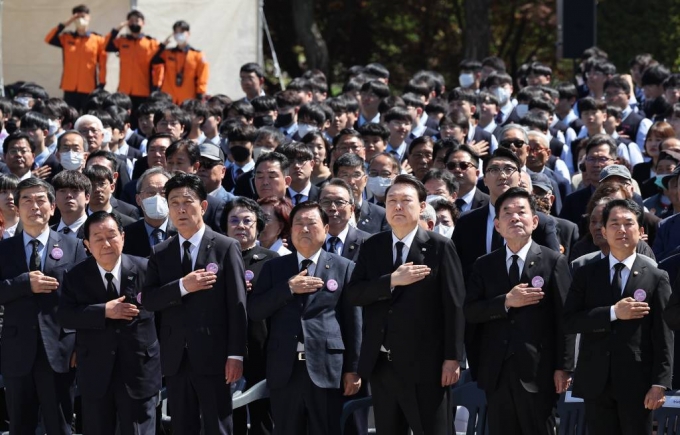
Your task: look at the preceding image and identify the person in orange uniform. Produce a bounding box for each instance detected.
[152,21,209,105]
[45,4,107,111]
[105,10,163,108]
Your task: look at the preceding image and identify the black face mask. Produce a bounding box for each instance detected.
[274,113,293,128]
[253,115,274,128]
[230,145,251,163]
[5,119,17,135]
[128,24,142,33]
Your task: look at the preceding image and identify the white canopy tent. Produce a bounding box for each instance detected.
[0,0,263,99]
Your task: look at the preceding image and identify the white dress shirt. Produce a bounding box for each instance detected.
[288,183,312,205]
[325,225,350,256]
[608,252,636,321]
[3,221,19,239]
[458,187,476,213]
[486,203,497,254]
[505,240,532,276]
[56,213,88,237]
[96,257,122,295]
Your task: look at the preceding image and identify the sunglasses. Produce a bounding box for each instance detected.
[446,161,477,171]
[500,139,526,148]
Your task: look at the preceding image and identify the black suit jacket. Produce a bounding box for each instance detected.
[127,131,146,150]
[286,184,320,204]
[58,255,161,400]
[233,171,257,200]
[142,227,248,376]
[453,205,560,280]
[111,197,141,220]
[554,216,579,260]
[122,219,178,258]
[249,251,361,389]
[346,228,466,384]
[0,230,87,376]
[469,188,489,211]
[565,255,673,399]
[559,186,593,224]
[336,225,370,263]
[464,242,575,393]
[356,201,390,235]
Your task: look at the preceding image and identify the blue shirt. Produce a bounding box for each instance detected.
[144,219,169,247]
[23,229,50,271]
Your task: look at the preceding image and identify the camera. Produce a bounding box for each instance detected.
[175,72,184,87]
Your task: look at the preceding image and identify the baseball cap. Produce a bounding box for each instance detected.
[529,172,553,193]
[199,143,225,162]
[598,164,631,183]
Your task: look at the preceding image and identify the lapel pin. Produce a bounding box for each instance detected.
[50,247,63,260]
[136,293,143,304]
[253,254,260,260]
[127,275,134,281]
[327,279,338,291]
[633,271,639,276]
[206,263,219,274]
[530,261,535,266]
[349,245,355,250]
[245,270,254,281]
[422,248,427,252]
[634,289,646,301]
[532,276,544,288]
[325,264,330,269]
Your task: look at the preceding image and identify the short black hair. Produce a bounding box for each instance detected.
[408,136,434,156]
[86,150,119,173]
[83,164,114,184]
[483,72,513,88]
[519,112,549,132]
[459,59,482,72]
[482,56,506,73]
[383,106,413,124]
[227,123,257,142]
[360,80,390,99]
[641,64,671,87]
[72,4,90,14]
[154,105,191,137]
[602,198,643,228]
[164,172,207,202]
[578,97,607,114]
[322,178,355,205]
[127,9,145,21]
[604,75,632,95]
[20,111,49,132]
[228,100,255,121]
[447,87,478,105]
[166,139,201,164]
[385,174,427,202]
[358,122,390,141]
[364,63,390,80]
[17,83,49,101]
[289,201,329,226]
[422,169,459,195]
[52,170,92,196]
[15,177,55,206]
[585,134,618,158]
[255,151,290,173]
[173,20,190,32]
[297,103,326,126]
[146,132,175,149]
[84,211,123,241]
[3,130,33,155]
[332,128,364,148]
[0,173,19,192]
[240,62,265,78]
[527,96,555,114]
[221,196,267,234]
[333,153,366,175]
[281,142,314,163]
[251,95,277,113]
[494,186,536,218]
[425,97,448,116]
[103,92,132,111]
[590,60,617,76]
[486,148,522,173]
[402,93,425,110]
[528,62,552,77]
[445,143,480,167]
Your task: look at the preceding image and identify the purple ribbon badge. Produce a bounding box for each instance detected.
[634,289,647,302]
[206,263,219,274]
[245,270,255,281]
[531,276,544,288]
[327,279,338,291]
[136,293,143,305]
[50,247,63,260]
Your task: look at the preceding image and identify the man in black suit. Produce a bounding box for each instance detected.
[51,169,91,238]
[249,201,362,435]
[222,124,257,193]
[59,212,161,434]
[530,173,579,259]
[453,148,560,281]
[0,178,87,435]
[123,167,177,258]
[465,187,575,435]
[83,165,136,227]
[86,150,141,220]
[444,145,489,213]
[320,179,370,263]
[282,143,320,205]
[123,133,174,204]
[334,153,390,234]
[347,174,465,435]
[565,199,673,435]
[142,173,247,434]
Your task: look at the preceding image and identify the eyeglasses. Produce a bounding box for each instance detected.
[320,199,350,209]
[604,91,625,98]
[78,128,101,135]
[485,166,518,177]
[7,148,31,156]
[140,190,165,197]
[368,170,394,178]
[148,146,169,154]
[228,217,257,227]
[338,171,365,180]
[411,152,433,160]
[336,145,365,154]
[585,156,614,164]
[528,145,547,155]
[499,139,526,149]
[446,161,477,171]
[291,158,312,166]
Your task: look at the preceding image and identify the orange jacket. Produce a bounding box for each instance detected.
[45,24,107,94]
[152,45,209,104]
[105,29,163,98]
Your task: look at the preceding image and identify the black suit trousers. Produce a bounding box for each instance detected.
[584,376,653,435]
[370,355,448,435]
[166,351,233,435]
[269,360,344,435]
[82,357,158,435]
[486,358,557,435]
[4,336,75,435]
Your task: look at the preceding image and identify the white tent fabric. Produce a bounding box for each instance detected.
[1,0,259,99]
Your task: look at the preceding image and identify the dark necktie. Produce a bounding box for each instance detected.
[236,168,244,177]
[509,254,520,288]
[611,263,626,301]
[394,241,405,271]
[151,228,164,246]
[294,193,304,205]
[455,198,466,211]
[104,272,118,300]
[182,240,193,276]
[300,259,313,273]
[327,236,340,254]
[491,227,504,251]
[495,112,504,124]
[29,239,41,272]
[62,227,71,235]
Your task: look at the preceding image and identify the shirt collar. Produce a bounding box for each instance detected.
[23,227,50,248]
[144,218,169,235]
[621,106,632,121]
[609,252,636,271]
[467,121,476,142]
[386,142,407,157]
[57,213,88,233]
[488,202,496,220]
[327,224,350,244]
[288,183,312,198]
[96,256,122,283]
[233,159,255,173]
[505,239,533,263]
[461,187,476,204]
[179,225,206,249]
[296,248,323,267]
[391,226,419,250]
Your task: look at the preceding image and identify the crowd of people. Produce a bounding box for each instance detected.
[1,3,680,435]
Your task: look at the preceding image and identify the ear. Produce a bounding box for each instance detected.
[83,239,90,251]
[112,172,119,184]
[284,175,292,187]
[493,218,501,233]
[135,194,142,208]
[531,214,539,230]
[200,200,208,215]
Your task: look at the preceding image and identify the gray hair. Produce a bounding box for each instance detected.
[419,203,436,224]
[499,123,529,143]
[74,114,104,132]
[136,167,174,193]
[527,130,550,149]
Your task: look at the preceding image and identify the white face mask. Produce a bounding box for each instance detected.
[102,129,112,143]
[174,33,187,44]
[142,194,169,220]
[492,87,511,106]
[14,97,31,108]
[75,17,89,29]
[458,73,475,89]
[366,176,392,198]
[60,151,84,170]
[297,123,318,139]
[252,146,272,161]
[47,118,60,136]
[433,223,454,238]
[515,104,529,119]
[426,194,446,204]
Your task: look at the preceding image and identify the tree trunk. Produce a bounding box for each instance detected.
[463,0,491,60]
[291,0,329,74]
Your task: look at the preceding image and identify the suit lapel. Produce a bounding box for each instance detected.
[44,230,63,273]
[120,254,139,302]
[622,256,648,299]
[405,227,429,266]
[86,257,109,301]
[521,242,543,285]
[195,227,216,271]
[304,250,330,312]
[165,236,183,280]
[12,232,29,273]
[343,226,359,260]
